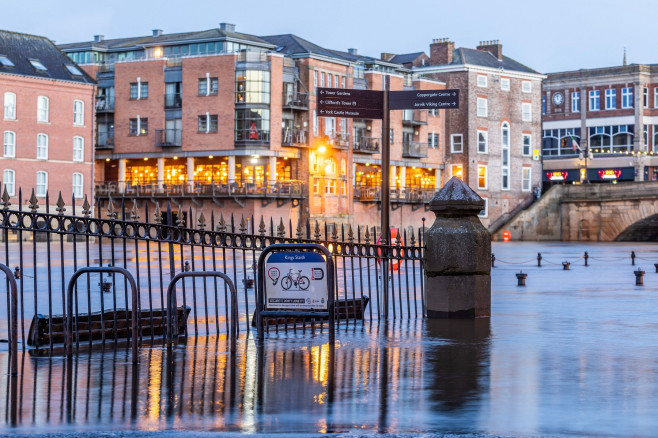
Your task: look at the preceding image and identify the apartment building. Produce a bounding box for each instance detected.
[0,30,95,207]
[542,63,658,188]
[59,24,445,230]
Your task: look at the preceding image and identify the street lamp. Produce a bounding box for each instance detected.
[579,146,593,184]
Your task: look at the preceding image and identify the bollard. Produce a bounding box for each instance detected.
[562,261,570,270]
[631,251,636,266]
[516,271,527,286]
[584,251,589,267]
[184,260,191,272]
[424,177,491,318]
[634,268,645,286]
[13,266,20,279]
[491,253,496,268]
[537,252,542,267]
[654,263,658,273]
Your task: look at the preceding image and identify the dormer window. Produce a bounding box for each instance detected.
[29,59,47,72]
[65,64,83,76]
[0,55,14,67]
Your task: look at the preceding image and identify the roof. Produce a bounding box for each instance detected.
[389,52,426,64]
[260,34,343,60]
[58,28,276,52]
[0,30,95,84]
[450,47,539,74]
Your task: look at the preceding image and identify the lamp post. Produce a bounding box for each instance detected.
[579,146,592,184]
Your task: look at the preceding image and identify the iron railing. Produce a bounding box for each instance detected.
[353,136,380,153]
[355,186,434,204]
[403,141,429,158]
[283,92,309,109]
[282,128,308,146]
[155,129,182,147]
[96,132,114,149]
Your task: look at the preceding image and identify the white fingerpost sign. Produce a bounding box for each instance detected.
[265,252,328,310]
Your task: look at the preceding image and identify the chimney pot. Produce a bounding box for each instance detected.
[219,23,236,32]
[94,35,104,43]
[348,48,358,55]
[152,29,163,37]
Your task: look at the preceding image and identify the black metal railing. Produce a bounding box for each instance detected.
[354,186,434,203]
[96,132,114,149]
[403,141,429,158]
[155,129,182,147]
[95,97,114,112]
[283,92,309,109]
[164,92,182,109]
[282,128,308,146]
[353,136,380,153]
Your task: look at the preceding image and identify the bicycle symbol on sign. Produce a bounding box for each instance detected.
[281,268,310,291]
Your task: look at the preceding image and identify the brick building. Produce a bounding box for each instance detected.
[542,63,658,188]
[0,30,95,208]
[406,39,545,229]
[59,25,445,230]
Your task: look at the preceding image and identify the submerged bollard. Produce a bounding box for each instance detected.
[654,263,658,273]
[537,252,542,267]
[635,268,645,285]
[562,261,570,270]
[631,251,636,266]
[516,271,527,286]
[491,253,495,268]
[584,251,589,267]
[424,177,491,318]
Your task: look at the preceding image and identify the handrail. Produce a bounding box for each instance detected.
[0,263,18,376]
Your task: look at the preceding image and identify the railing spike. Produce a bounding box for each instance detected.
[239,214,247,233]
[55,192,66,215]
[348,224,354,242]
[289,218,293,239]
[277,217,285,238]
[259,216,267,236]
[210,210,215,229]
[153,202,162,224]
[1,186,10,211]
[410,228,416,246]
[106,196,117,219]
[331,223,338,241]
[314,220,321,240]
[197,211,206,230]
[296,217,304,239]
[217,212,226,232]
[176,205,185,227]
[364,225,371,243]
[130,199,140,221]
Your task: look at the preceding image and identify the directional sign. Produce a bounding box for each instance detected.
[317,87,383,119]
[389,89,459,110]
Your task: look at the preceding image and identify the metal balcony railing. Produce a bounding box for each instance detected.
[282,129,308,146]
[155,129,182,147]
[96,132,114,149]
[283,92,309,109]
[164,93,182,109]
[353,186,435,203]
[402,141,429,158]
[236,51,268,63]
[353,136,380,153]
[95,98,114,112]
[402,110,428,125]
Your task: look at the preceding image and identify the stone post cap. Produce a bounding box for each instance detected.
[429,177,484,215]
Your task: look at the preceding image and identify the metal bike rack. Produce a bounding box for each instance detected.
[166,271,238,351]
[66,266,139,363]
[0,263,18,376]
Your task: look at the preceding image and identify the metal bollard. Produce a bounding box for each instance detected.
[562,261,570,270]
[634,268,645,286]
[516,271,527,286]
[537,252,542,267]
[654,263,658,273]
[584,251,589,267]
[491,253,496,268]
[631,251,636,266]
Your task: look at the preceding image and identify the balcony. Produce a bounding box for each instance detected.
[402,110,428,125]
[282,92,309,110]
[164,92,182,109]
[323,132,350,149]
[402,141,429,158]
[96,132,114,149]
[155,129,182,147]
[354,186,434,204]
[353,136,380,154]
[95,98,114,113]
[282,129,308,146]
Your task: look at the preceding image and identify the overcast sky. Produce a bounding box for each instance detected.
[1,0,653,73]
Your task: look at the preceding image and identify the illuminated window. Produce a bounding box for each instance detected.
[451,164,463,180]
[235,70,270,103]
[325,179,336,194]
[477,165,487,190]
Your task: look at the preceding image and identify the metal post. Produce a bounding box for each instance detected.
[381,75,390,319]
[0,264,18,376]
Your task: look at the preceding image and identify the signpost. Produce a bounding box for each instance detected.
[316,82,459,319]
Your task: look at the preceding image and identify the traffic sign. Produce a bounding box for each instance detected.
[389,89,459,110]
[317,87,383,119]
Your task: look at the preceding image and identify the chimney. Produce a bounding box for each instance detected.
[429,38,454,65]
[93,35,104,43]
[347,48,358,55]
[381,52,395,62]
[476,40,503,61]
[219,23,236,32]
[152,29,163,37]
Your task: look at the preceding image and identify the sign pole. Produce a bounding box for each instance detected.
[381,75,390,319]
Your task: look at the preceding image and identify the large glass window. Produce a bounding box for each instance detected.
[198,77,218,95]
[589,90,600,111]
[36,171,48,197]
[605,89,616,109]
[130,82,148,99]
[4,131,15,157]
[477,165,487,190]
[37,96,49,122]
[541,128,581,157]
[36,133,48,159]
[235,108,270,142]
[129,118,148,136]
[198,114,218,133]
[3,169,15,197]
[235,70,270,103]
[3,92,16,120]
[622,87,633,108]
[588,125,634,153]
[571,91,580,112]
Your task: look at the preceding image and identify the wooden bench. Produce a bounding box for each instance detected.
[27,306,191,348]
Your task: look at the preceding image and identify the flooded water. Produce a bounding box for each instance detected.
[1,241,658,437]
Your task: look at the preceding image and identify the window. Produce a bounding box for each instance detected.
[313,110,318,136]
[3,92,16,120]
[312,177,320,194]
[325,179,336,194]
[3,131,15,157]
[605,89,617,110]
[428,132,439,149]
[644,87,649,107]
[313,71,317,88]
[451,134,463,153]
[2,170,15,197]
[37,96,49,122]
[36,171,48,197]
[522,102,532,121]
[522,167,532,192]
[73,100,84,125]
[542,95,546,115]
[477,74,487,87]
[522,134,531,156]
[654,88,658,108]
[571,91,580,112]
[501,78,510,91]
[235,70,270,103]
[622,87,633,108]
[65,64,82,76]
[334,74,338,88]
[477,97,487,117]
[235,108,270,142]
[73,136,84,162]
[477,165,487,190]
[0,55,15,67]
[477,130,487,153]
[389,128,394,143]
[501,122,510,190]
[198,77,218,95]
[478,197,488,218]
[129,118,148,136]
[29,59,47,72]
[72,173,83,199]
[129,81,148,99]
[36,133,48,159]
[320,72,325,87]
[341,76,346,88]
[589,90,600,111]
[198,114,218,133]
[451,164,463,180]
[522,81,532,93]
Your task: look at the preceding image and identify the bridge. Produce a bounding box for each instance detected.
[493,181,658,241]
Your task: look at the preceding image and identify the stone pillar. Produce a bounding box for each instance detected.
[228,156,236,182]
[118,158,126,193]
[186,157,194,190]
[269,156,277,186]
[435,169,441,190]
[157,157,165,192]
[424,177,491,318]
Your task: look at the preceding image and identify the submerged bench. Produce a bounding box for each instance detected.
[252,295,369,327]
[27,306,191,348]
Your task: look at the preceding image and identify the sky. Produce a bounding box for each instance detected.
[1,0,655,73]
